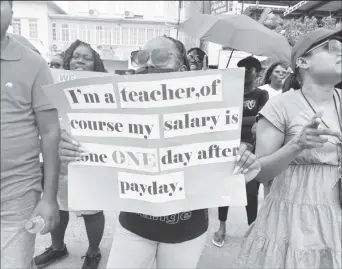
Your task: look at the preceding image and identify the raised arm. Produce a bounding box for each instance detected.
[254,112,340,183]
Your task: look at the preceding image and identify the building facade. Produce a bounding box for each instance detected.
[8,1,66,61]
[9,1,198,72]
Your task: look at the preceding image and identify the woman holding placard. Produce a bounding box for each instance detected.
[56,36,262,269]
[34,40,107,269]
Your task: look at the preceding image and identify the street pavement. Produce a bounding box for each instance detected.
[34,188,264,269]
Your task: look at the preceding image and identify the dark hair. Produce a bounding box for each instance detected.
[263,62,288,85]
[187,47,208,68]
[282,73,301,93]
[63,40,107,72]
[162,35,190,71]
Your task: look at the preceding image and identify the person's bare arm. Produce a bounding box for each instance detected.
[29,59,60,234]
[253,117,299,183]
[36,109,60,200]
[254,113,339,183]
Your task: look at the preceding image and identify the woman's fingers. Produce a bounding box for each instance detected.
[307,128,341,138]
[240,153,258,174]
[305,135,328,144]
[233,146,251,175]
[244,161,261,183]
[59,145,88,163]
[235,143,247,163]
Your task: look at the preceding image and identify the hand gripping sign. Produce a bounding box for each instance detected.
[44,68,246,216]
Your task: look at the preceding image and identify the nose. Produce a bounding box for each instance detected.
[144,57,156,69]
[76,59,85,65]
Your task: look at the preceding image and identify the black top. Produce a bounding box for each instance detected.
[119,209,209,243]
[241,88,269,145]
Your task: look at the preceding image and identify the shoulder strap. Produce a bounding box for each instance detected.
[334,88,342,130]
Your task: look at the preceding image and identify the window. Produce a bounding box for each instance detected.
[146,28,154,41]
[122,27,129,45]
[12,19,21,35]
[70,24,77,42]
[138,28,145,45]
[61,24,69,42]
[178,32,184,43]
[96,25,103,44]
[79,24,89,43]
[155,29,163,37]
[52,23,57,40]
[228,1,233,11]
[104,27,112,45]
[130,28,138,45]
[29,19,38,38]
[113,27,121,45]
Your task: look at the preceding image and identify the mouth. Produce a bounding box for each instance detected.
[74,66,85,71]
[190,64,198,70]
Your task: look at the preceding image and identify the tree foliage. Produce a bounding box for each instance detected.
[273,16,339,46]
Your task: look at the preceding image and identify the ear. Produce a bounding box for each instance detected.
[179,65,188,72]
[296,57,310,70]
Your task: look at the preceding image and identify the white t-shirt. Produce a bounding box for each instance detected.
[259,84,282,99]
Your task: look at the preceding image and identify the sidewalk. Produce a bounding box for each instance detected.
[34,188,264,269]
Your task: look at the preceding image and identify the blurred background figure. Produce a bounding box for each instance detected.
[34,40,106,269]
[282,69,301,93]
[49,53,64,69]
[187,47,208,71]
[63,39,106,72]
[259,62,288,98]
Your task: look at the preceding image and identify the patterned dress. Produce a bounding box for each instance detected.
[237,90,341,268]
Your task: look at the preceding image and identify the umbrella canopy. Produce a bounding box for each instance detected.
[179,13,291,63]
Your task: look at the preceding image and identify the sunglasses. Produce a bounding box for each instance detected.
[187,54,203,63]
[305,39,342,56]
[130,49,177,67]
[49,62,62,69]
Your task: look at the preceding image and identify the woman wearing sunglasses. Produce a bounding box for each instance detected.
[237,28,342,269]
[58,35,261,269]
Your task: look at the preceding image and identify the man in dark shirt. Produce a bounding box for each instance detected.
[239,56,269,147]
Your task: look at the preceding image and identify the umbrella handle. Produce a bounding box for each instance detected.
[226,49,235,68]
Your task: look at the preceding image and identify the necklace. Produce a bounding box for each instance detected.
[301,89,342,203]
[300,89,342,143]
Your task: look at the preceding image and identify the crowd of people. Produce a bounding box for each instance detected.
[1,1,342,269]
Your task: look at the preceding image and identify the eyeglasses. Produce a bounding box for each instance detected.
[187,54,203,63]
[49,62,62,69]
[305,39,342,56]
[130,49,177,67]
